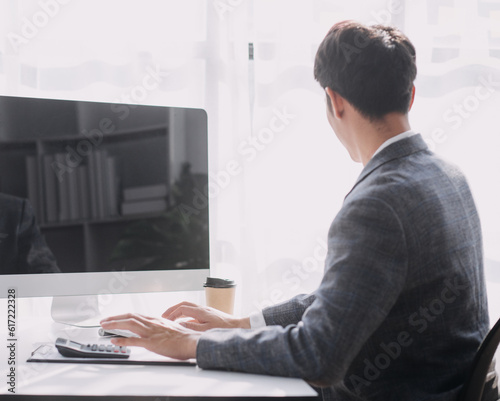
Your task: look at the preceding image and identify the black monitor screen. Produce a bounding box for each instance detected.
[0,96,209,274]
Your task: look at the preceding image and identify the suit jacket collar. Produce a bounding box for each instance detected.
[346,133,429,198]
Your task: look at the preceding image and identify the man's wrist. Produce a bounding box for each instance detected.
[228,316,251,329]
[236,317,251,329]
[188,332,202,359]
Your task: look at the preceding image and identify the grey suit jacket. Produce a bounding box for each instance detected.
[197,134,494,401]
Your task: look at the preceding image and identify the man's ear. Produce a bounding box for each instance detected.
[325,87,344,119]
[408,85,416,111]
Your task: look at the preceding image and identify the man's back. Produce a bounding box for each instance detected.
[196,134,495,401]
[334,134,491,400]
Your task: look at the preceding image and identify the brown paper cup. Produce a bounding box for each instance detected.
[204,277,236,315]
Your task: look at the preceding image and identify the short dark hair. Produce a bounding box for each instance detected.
[314,21,417,120]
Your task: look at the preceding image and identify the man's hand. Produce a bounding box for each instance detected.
[100,313,200,360]
[162,301,251,331]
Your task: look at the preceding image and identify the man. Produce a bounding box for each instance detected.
[101,21,497,400]
[0,193,60,274]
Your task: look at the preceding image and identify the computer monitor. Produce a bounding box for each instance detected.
[0,95,210,321]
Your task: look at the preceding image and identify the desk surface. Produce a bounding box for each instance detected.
[1,307,318,399]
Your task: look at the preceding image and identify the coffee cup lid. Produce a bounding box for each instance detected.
[203,277,236,288]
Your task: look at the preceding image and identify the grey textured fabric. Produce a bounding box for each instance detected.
[197,134,494,401]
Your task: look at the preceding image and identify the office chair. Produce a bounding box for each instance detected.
[458,317,500,401]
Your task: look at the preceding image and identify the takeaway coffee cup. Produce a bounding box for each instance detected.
[204,277,236,314]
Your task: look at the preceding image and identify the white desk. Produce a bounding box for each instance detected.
[1,304,318,399]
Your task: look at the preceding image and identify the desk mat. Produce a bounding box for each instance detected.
[27,343,196,366]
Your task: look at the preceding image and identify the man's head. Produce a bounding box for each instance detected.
[314,21,417,121]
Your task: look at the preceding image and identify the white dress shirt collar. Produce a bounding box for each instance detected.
[371,130,417,160]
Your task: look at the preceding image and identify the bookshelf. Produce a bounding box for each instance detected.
[0,96,175,272]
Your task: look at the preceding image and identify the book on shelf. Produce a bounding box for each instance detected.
[54,153,71,222]
[66,162,80,222]
[43,154,59,223]
[123,183,168,202]
[26,149,120,224]
[87,151,99,219]
[77,165,91,220]
[92,149,107,219]
[106,157,119,217]
[121,198,167,216]
[25,155,43,224]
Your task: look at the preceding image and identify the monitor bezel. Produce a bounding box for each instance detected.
[0,95,211,299]
[0,269,209,298]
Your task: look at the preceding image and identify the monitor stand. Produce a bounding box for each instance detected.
[50,295,102,327]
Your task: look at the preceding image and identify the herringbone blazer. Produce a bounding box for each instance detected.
[197,134,493,401]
